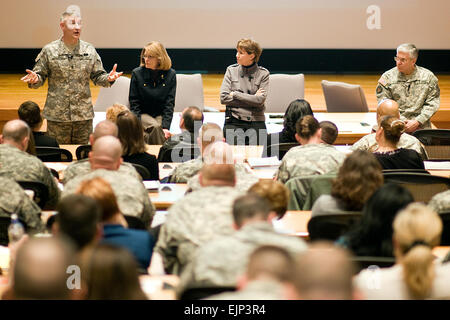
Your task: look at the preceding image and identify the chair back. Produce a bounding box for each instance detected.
[0,216,28,246]
[266,142,299,160]
[383,172,450,203]
[129,163,152,180]
[158,144,200,163]
[174,74,204,112]
[94,76,131,112]
[307,212,362,241]
[16,181,49,209]
[36,146,73,162]
[439,211,450,246]
[265,74,305,113]
[75,144,92,160]
[413,129,450,160]
[321,80,369,112]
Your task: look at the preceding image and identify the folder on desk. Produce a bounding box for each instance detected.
[143,180,160,191]
[247,156,281,168]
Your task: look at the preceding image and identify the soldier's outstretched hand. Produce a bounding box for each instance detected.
[107,63,123,82]
[21,69,39,84]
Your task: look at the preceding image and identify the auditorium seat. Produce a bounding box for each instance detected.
[321,80,369,112]
[94,76,131,112]
[265,74,305,113]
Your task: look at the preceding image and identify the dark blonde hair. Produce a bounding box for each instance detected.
[236,38,262,63]
[394,203,442,299]
[295,115,320,140]
[248,180,289,219]
[116,110,146,156]
[106,103,128,124]
[331,150,383,211]
[139,41,172,70]
[380,115,405,145]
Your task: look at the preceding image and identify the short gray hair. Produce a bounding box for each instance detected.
[397,43,418,60]
[60,5,81,21]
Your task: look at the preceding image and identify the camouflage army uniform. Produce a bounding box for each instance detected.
[168,157,203,183]
[0,176,44,234]
[29,39,112,144]
[376,66,440,129]
[428,190,450,214]
[62,159,141,185]
[208,280,287,300]
[179,221,307,291]
[62,169,154,228]
[276,143,346,183]
[155,186,243,275]
[0,144,60,209]
[351,132,426,158]
[186,163,259,192]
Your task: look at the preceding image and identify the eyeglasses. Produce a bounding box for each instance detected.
[143,55,154,59]
[394,56,409,63]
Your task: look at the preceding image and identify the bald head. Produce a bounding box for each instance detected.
[1,119,30,151]
[181,106,204,133]
[377,99,400,123]
[247,245,296,283]
[89,136,123,171]
[13,237,75,299]
[199,163,236,187]
[294,242,355,300]
[92,120,118,142]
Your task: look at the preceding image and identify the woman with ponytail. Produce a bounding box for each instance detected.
[373,115,424,170]
[355,203,450,299]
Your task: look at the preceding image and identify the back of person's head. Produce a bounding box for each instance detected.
[199,123,223,152]
[393,203,442,299]
[283,99,313,137]
[248,180,289,220]
[294,242,355,300]
[203,141,235,165]
[319,121,338,145]
[89,136,123,170]
[199,163,236,187]
[76,177,120,222]
[236,38,262,63]
[116,110,146,156]
[182,106,204,133]
[140,41,172,70]
[232,194,272,228]
[379,115,405,145]
[377,99,400,121]
[92,120,118,141]
[295,115,320,141]
[13,237,75,300]
[57,194,101,250]
[246,245,296,283]
[85,243,147,300]
[346,183,414,257]
[18,101,42,130]
[105,103,128,123]
[1,119,30,145]
[331,150,383,211]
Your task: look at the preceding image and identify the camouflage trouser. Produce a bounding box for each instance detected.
[141,114,166,145]
[46,119,93,145]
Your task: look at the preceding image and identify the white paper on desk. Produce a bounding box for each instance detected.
[143,180,160,190]
[247,156,281,168]
[424,161,450,170]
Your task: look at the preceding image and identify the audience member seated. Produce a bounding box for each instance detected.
[276,115,345,183]
[155,163,242,275]
[312,150,383,217]
[0,120,60,209]
[169,122,223,183]
[352,99,424,156]
[248,179,290,220]
[157,106,204,162]
[62,120,141,184]
[11,237,76,300]
[83,243,148,300]
[293,242,357,300]
[337,183,414,257]
[105,103,128,123]
[208,245,299,300]
[178,194,306,291]
[263,99,313,157]
[18,100,59,148]
[187,141,259,192]
[319,120,339,145]
[428,190,450,214]
[76,177,155,271]
[354,203,450,299]
[116,110,159,180]
[0,176,45,235]
[62,136,154,229]
[373,115,425,170]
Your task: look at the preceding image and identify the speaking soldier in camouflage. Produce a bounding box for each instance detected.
[428,190,450,214]
[21,7,122,144]
[0,176,45,234]
[376,44,440,132]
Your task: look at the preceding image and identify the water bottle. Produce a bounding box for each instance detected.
[8,214,25,244]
